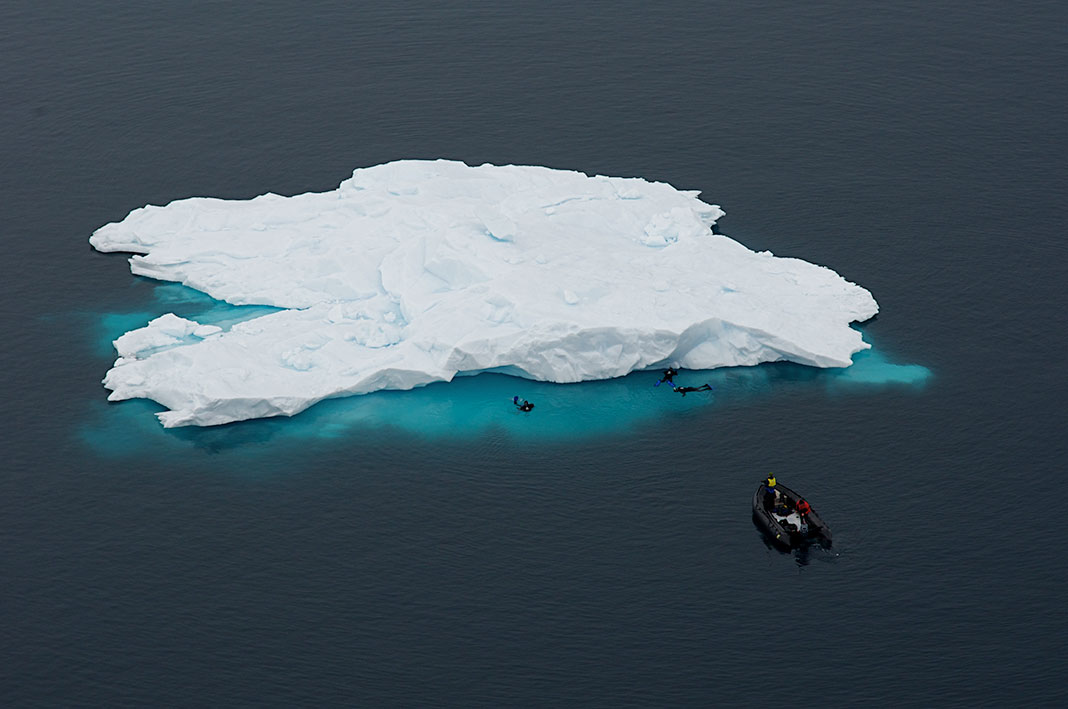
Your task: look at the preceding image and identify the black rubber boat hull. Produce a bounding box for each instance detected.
[752,483,832,550]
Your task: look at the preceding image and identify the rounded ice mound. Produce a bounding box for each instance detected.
[90,159,878,427]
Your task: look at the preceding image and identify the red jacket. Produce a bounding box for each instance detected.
[796,500,812,515]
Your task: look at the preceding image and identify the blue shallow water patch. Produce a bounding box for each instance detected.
[828,347,930,386]
[79,285,931,457]
[87,282,283,359]
[148,282,283,330]
[79,355,930,458]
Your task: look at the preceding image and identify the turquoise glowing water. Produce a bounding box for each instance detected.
[81,284,929,456]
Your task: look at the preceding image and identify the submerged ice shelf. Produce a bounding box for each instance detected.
[90,160,879,428]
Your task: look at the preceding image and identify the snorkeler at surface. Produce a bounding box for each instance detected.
[674,384,713,396]
[655,367,679,388]
[513,396,535,412]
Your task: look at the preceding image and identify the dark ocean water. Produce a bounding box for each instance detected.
[3,1,1066,706]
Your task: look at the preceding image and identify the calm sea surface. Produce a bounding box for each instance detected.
[2,1,1066,706]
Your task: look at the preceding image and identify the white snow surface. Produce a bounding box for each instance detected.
[90,159,878,427]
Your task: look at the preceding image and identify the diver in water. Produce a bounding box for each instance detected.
[655,367,679,388]
[513,396,534,412]
[674,383,713,396]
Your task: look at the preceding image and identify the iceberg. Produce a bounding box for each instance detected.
[90,159,878,428]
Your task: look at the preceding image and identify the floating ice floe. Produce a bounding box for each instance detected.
[90,159,878,427]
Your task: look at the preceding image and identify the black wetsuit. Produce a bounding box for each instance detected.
[656,368,679,387]
[675,383,712,396]
[763,485,777,511]
[514,397,534,411]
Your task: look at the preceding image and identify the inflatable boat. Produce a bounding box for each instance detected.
[752,482,832,550]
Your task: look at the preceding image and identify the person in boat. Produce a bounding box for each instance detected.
[513,396,534,412]
[674,383,713,396]
[655,367,679,388]
[763,474,778,511]
[795,498,812,535]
